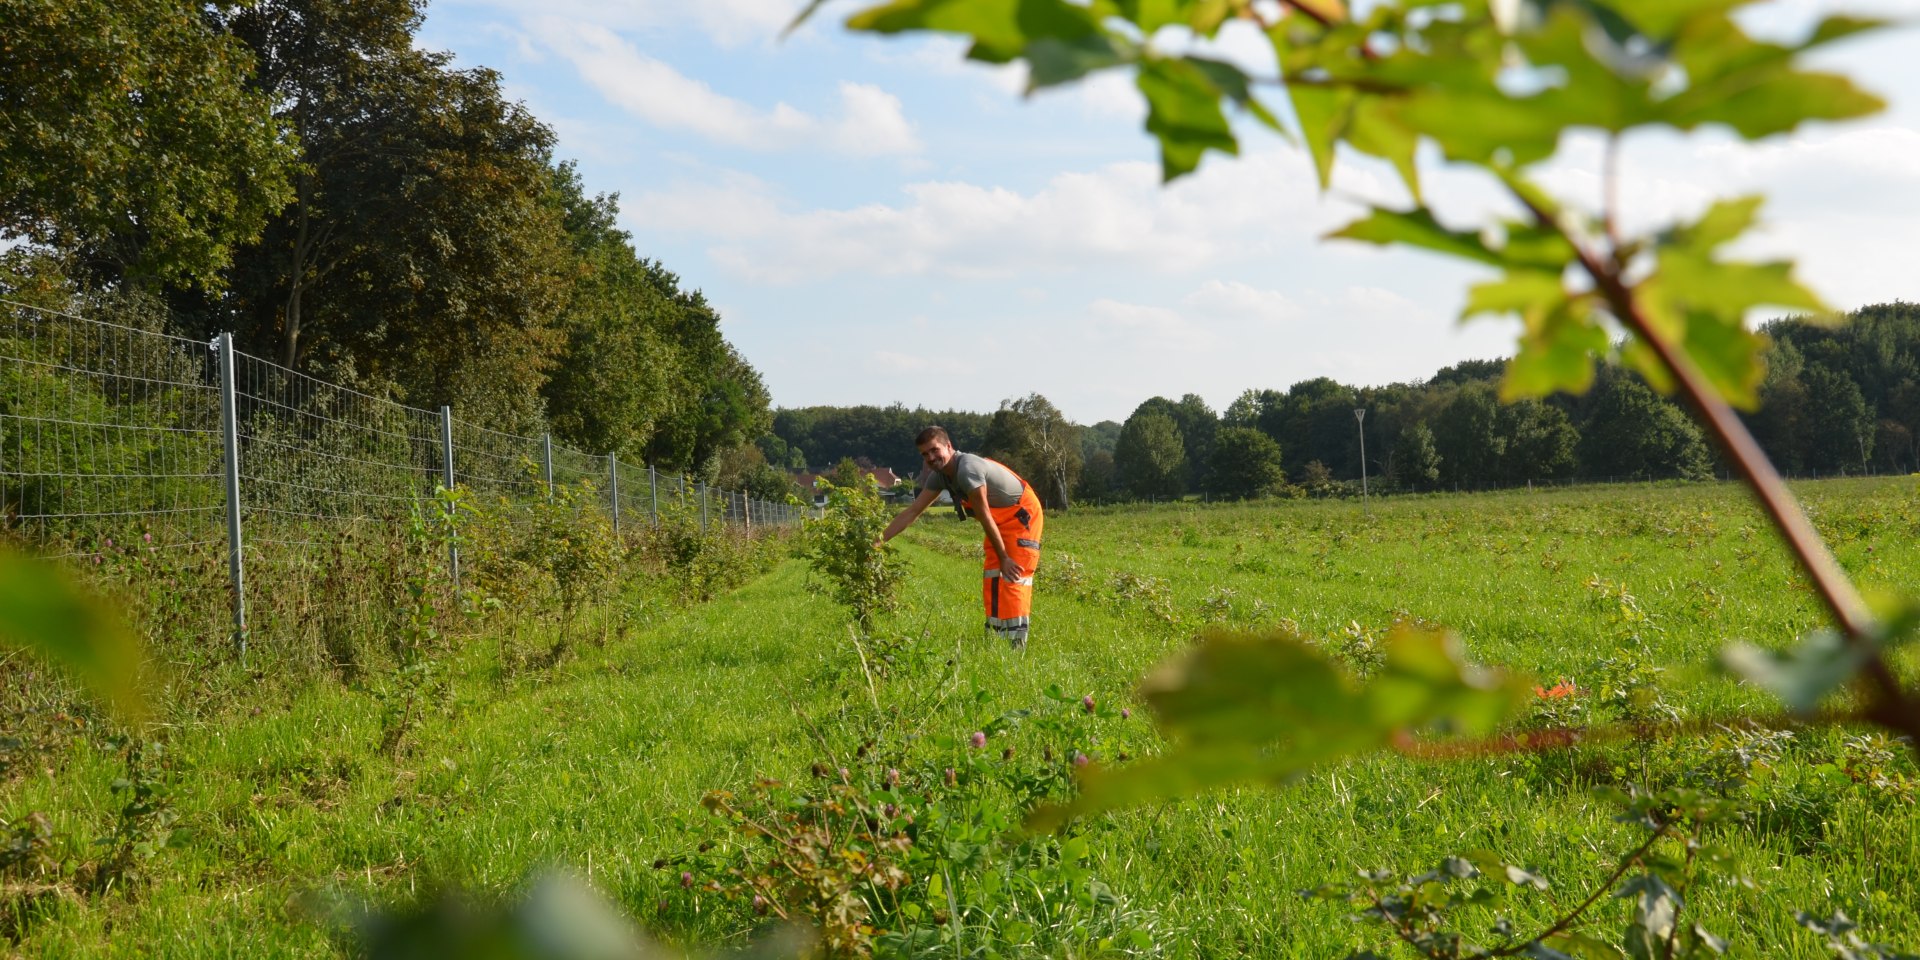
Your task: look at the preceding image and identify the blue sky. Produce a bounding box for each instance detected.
[418,0,1920,424]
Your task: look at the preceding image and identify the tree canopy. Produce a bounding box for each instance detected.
[3,0,770,475]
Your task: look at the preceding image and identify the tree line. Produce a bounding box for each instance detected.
[1,0,769,478]
[774,302,1918,508]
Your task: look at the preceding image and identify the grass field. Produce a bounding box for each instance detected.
[5,478,1919,957]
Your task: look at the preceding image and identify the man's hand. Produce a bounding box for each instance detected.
[999,555,1022,582]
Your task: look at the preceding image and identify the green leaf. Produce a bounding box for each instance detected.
[1722,629,1869,714]
[0,550,147,722]
[1544,930,1628,960]
[1184,56,1284,134]
[1136,56,1239,180]
[1028,624,1528,829]
[1673,195,1762,252]
[1805,15,1887,49]
[1464,269,1564,320]
[1026,33,1134,92]
[1113,0,1186,33]
[1631,197,1826,408]
[846,0,1102,63]
[1666,64,1884,138]
[1328,206,1504,267]
[1183,0,1236,36]
[1504,865,1550,890]
[1618,874,1681,960]
[1288,83,1350,190]
[1345,96,1421,201]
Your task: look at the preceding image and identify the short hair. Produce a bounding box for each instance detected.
[914,425,951,447]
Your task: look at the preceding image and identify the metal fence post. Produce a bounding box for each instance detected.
[441,406,459,588]
[744,491,751,529]
[542,433,554,500]
[609,453,621,536]
[648,465,659,527]
[699,482,709,531]
[216,333,247,658]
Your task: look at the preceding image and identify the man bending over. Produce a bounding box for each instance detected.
[877,426,1044,648]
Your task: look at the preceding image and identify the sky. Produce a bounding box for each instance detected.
[417,0,1920,425]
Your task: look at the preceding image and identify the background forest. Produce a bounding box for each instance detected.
[773,303,1920,508]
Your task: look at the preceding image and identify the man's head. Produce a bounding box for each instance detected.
[915,425,955,473]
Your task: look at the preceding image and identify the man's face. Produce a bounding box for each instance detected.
[918,437,955,473]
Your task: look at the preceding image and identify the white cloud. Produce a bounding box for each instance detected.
[436,0,806,47]
[831,82,923,155]
[631,147,1372,283]
[1182,279,1304,323]
[1043,280,1507,418]
[1087,299,1218,350]
[527,18,920,154]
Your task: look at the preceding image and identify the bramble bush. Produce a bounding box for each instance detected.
[801,478,905,633]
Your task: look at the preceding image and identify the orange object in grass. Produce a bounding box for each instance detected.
[1533,679,1577,699]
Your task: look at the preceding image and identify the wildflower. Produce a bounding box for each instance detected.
[969,731,987,748]
[1072,751,1090,768]
[1121,708,1132,720]
[885,767,900,786]
[942,767,956,787]
[1001,746,1015,761]
[1082,695,1096,713]
[679,871,693,888]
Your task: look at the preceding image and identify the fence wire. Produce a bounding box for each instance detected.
[0,301,224,562]
[1,299,803,645]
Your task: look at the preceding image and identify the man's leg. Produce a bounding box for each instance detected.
[984,489,1042,648]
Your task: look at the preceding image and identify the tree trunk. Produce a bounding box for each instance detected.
[282,184,313,369]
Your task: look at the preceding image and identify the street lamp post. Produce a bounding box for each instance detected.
[1354,407,1369,516]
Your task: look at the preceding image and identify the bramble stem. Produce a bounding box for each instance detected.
[1490,824,1671,956]
[1507,185,1918,743]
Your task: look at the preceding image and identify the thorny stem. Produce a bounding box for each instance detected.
[1506,182,1920,746]
[1489,824,1673,957]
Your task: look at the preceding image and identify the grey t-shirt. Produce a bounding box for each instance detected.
[919,452,1024,508]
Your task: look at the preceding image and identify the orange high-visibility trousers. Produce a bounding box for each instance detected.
[981,480,1044,645]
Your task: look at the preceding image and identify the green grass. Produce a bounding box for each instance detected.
[6,478,1920,957]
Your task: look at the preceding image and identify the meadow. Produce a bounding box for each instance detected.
[4,478,1919,958]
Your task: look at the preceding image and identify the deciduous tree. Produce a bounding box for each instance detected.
[1114,411,1186,501]
[0,0,296,289]
[1209,427,1286,500]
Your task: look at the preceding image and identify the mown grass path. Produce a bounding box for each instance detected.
[8,479,1920,957]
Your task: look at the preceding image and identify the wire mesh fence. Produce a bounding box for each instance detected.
[1,298,803,650]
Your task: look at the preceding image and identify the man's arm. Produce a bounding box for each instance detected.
[971,486,1020,580]
[878,487,940,544]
